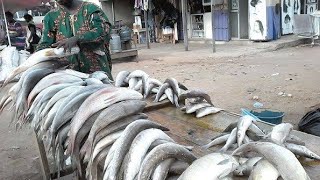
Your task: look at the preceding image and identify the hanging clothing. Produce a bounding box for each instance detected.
[36,2,113,80]
[135,0,143,9]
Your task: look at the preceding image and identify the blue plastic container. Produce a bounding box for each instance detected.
[241,108,284,125]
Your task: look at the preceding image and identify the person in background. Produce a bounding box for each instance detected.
[5,11,25,50]
[23,14,40,53]
[37,0,113,80]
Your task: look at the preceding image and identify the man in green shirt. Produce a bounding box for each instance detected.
[37,0,113,80]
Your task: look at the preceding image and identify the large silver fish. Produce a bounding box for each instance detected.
[248,159,279,180]
[152,158,175,180]
[220,128,237,152]
[69,88,143,175]
[237,115,256,147]
[196,106,223,118]
[179,90,213,105]
[285,143,320,160]
[202,134,230,149]
[103,120,169,180]
[270,123,293,145]
[3,47,79,86]
[138,142,196,180]
[233,157,262,176]
[115,70,131,87]
[232,142,310,180]
[124,128,174,180]
[178,153,239,180]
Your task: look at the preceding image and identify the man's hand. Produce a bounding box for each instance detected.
[52,36,79,53]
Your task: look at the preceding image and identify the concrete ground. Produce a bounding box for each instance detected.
[0,37,319,179]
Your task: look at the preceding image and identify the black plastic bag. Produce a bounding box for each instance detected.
[298,108,320,137]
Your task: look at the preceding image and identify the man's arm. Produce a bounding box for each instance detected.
[36,13,56,51]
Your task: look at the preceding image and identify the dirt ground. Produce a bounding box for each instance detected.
[0,43,319,179]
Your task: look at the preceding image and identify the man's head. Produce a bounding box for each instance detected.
[56,0,74,8]
[5,11,14,23]
[23,14,33,23]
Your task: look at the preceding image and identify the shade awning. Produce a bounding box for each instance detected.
[1,0,51,12]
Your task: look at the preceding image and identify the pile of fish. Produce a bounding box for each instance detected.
[0,47,199,180]
[179,90,223,118]
[115,70,188,107]
[183,115,319,180]
[0,46,30,82]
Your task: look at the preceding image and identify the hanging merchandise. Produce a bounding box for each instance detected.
[282,0,294,35]
[293,0,301,14]
[135,0,143,9]
[143,0,149,10]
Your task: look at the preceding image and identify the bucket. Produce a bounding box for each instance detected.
[241,108,285,125]
[110,34,122,53]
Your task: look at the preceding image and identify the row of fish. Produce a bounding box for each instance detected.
[0,47,201,180]
[185,115,318,180]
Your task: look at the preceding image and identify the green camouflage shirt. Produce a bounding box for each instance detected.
[37,2,113,80]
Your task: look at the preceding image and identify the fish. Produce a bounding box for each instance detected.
[154,83,170,102]
[270,123,293,145]
[285,134,305,146]
[27,73,83,107]
[2,47,80,86]
[284,143,320,160]
[115,71,131,87]
[49,85,108,153]
[159,93,168,102]
[41,86,84,119]
[186,102,212,114]
[220,128,237,152]
[165,88,174,104]
[152,158,175,180]
[169,161,190,175]
[69,88,144,175]
[14,68,54,123]
[232,142,311,180]
[133,79,143,91]
[103,120,169,180]
[128,77,139,89]
[86,113,148,160]
[56,69,89,79]
[88,146,111,180]
[41,97,67,133]
[127,70,149,80]
[138,142,197,180]
[237,115,256,147]
[196,106,223,118]
[178,153,239,180]
[202,134,230,149]
[87,131,123,180]
[164,78,181,97]
[144,78,162,98]
[233,157,262,176]
[179,90,213,105]
[85,101,147,164]
[248,159,280,180]
[89,71,112,82]
[84,78,103,85]
[124,128,174,180]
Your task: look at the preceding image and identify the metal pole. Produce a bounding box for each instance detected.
[1,0,11,46]
[111,0,115,23]
[181,0,188,51]
[211,0,216,53]
[144,10,150,49]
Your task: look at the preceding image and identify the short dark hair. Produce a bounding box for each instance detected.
[5,11,13,18]
[23,14,33,21]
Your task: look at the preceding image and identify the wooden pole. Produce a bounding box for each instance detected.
[111,0,115,22]
[144,10,150,49]
[181,0,188,51]
[211,0,216,53]
[1,0,11,46]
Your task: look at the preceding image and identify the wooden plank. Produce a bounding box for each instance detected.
[146,106,320,180]
[111,49,138,60]
[33,131,51,180]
